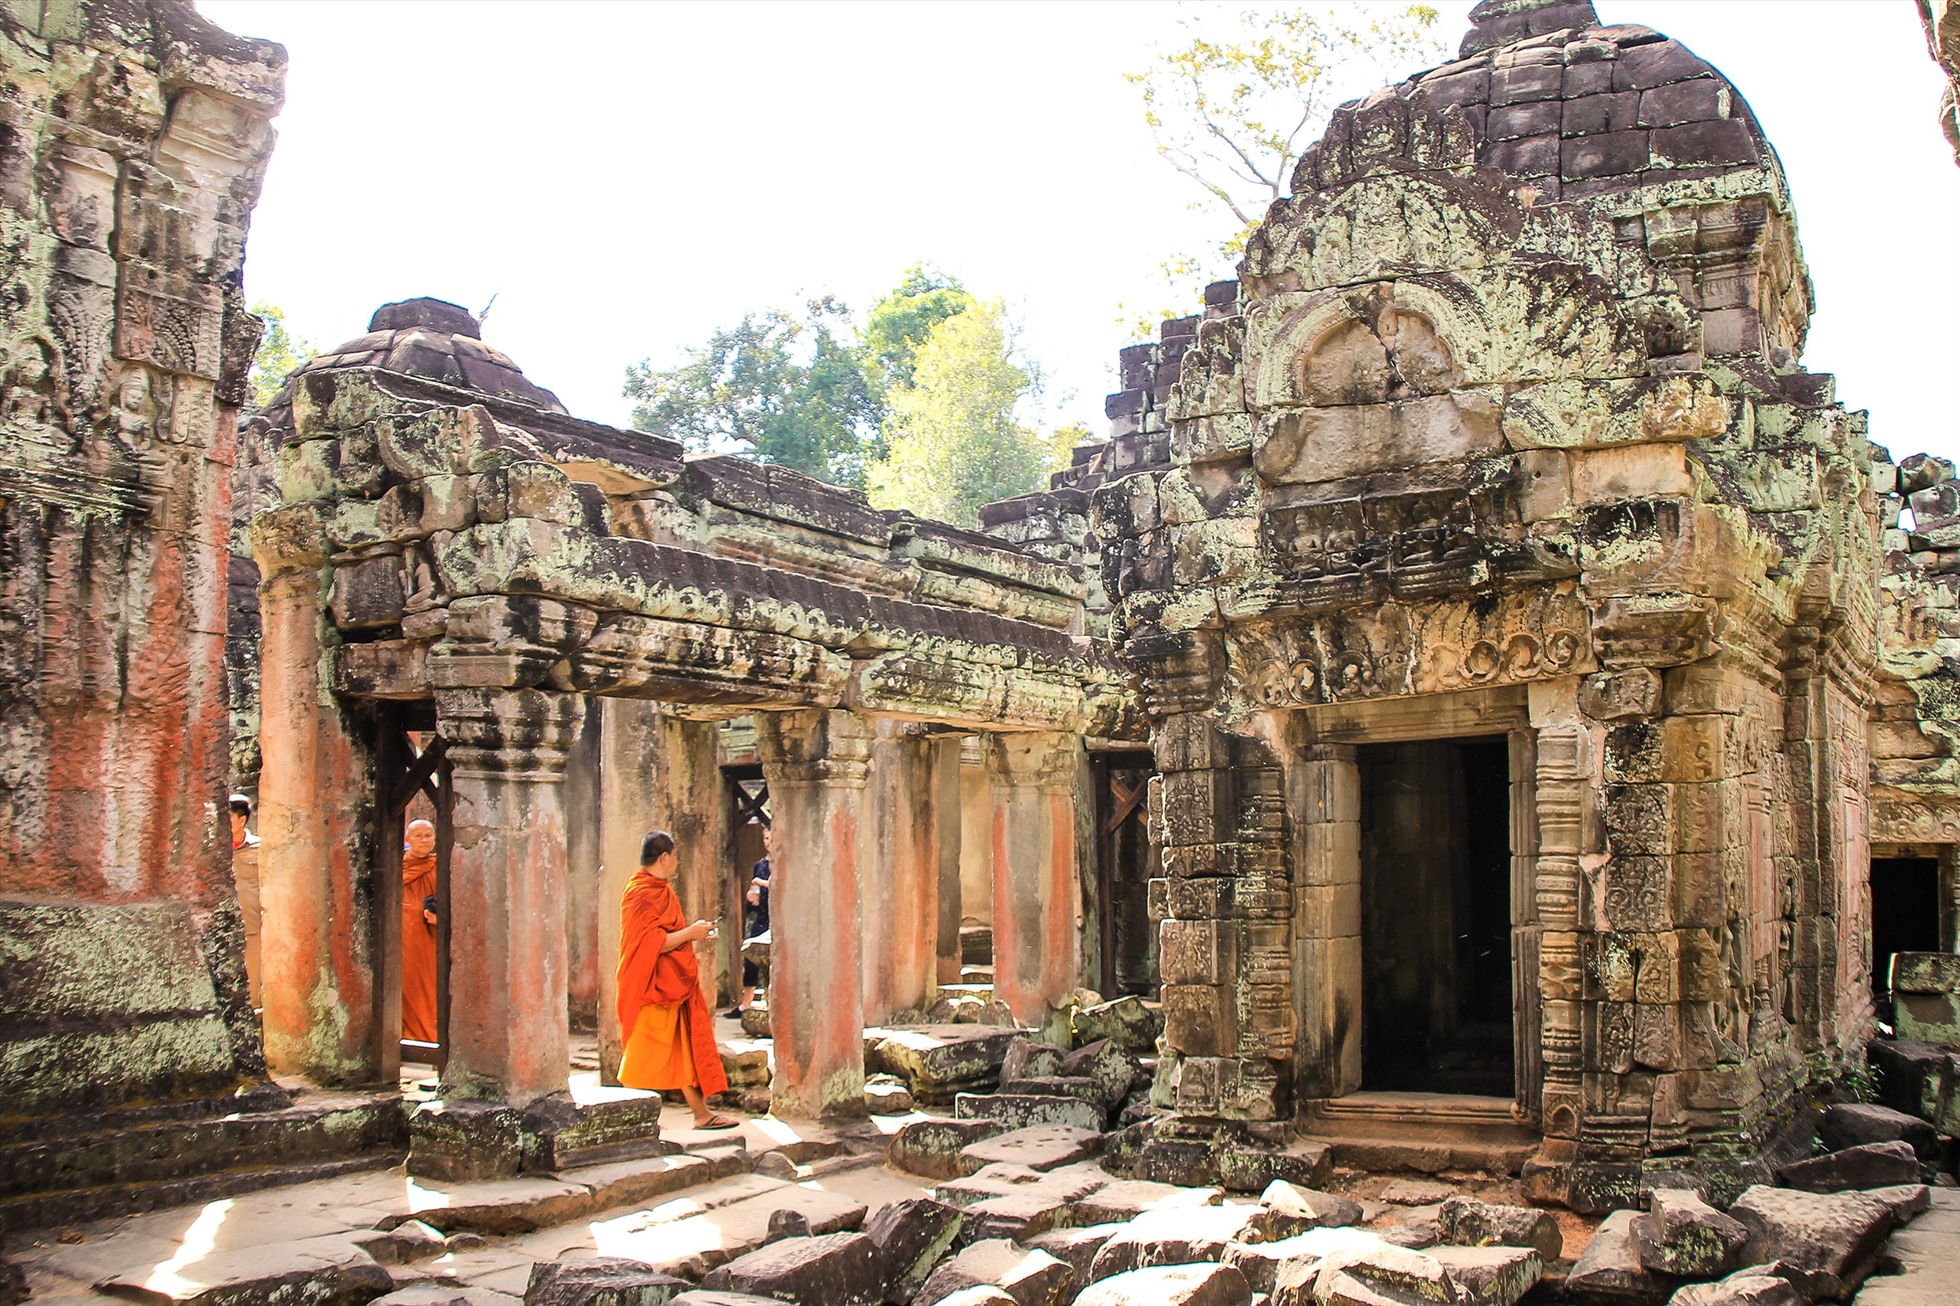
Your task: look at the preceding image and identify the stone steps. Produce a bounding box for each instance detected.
[0,1089,408,1234]
[0,1150,398,1237]
[1301,1092,1538,1176]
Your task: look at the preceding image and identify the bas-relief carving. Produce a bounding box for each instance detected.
[1226,586,1592,709]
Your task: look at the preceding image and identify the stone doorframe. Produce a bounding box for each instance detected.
[1273,683,1551,1128]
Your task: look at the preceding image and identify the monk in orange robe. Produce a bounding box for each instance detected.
[401,819,440,1045]
[617,829,734,1127]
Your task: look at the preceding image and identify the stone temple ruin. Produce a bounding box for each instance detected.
[6,0,1960,1303]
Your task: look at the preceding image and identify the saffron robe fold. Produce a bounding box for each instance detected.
[401,852,439,1043]
[617,869,727,1096]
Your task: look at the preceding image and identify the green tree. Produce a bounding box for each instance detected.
[624,297,878,485]
[1123,4,1441,331]
[861,263,972,407]
[867,301,1063,526]
[247,300,315,411]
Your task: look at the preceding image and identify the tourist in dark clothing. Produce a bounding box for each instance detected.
[723,834,772,1018]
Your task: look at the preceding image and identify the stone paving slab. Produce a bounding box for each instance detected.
[1856,1188,1960,1304]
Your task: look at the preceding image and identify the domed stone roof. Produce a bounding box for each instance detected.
[1291,0,1782,207]
[278,296,567,415]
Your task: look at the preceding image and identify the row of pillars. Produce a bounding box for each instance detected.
[256,564,1084,1118]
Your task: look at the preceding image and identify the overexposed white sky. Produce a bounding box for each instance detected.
[202,0,1960,462]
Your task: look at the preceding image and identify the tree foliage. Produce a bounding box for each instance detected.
[247,300,316,412]
[861,263,972,406]
[1124,4,1441,328]
[625,269,1068,516]
[866,300,1062,527]
[624,297,878,485]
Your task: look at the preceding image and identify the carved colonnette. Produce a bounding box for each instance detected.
[1091,0,1888,1207]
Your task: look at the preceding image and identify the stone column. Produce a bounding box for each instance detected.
[933,735,964,987]
[1288,741,1362,1102]
[436,686,584,1105]
[563,707,604,1035]
[864,721,941,1024]
[757,709,871,1119]
[595,702,725,1084]
[253,504,382,1085]
[986,731,1081,1024]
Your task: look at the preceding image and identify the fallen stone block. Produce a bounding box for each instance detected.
[1379,1179,1455,1206]
[1428,1245,1542,1306]
[1022,1225,1127,1286]
[889,1117,1004,1180]
[1892,952,1960,1045]
[877,1026,1020,1102]
[698,1232,882,1306]
[718,1043,771,1089]
[1817,1103,1938,1162]
[1437,1195,1562,1263]
[1310,1240,1461,1306]
[962,1192,1081,1243]
[1631,1187,1747,1278]
[1729,1185,1902,1300]
[1217,1143,1333,1194]
[669,1294,790,1306]
[1772,1140,1921,1193]
[1074,1178,1222,1224]
[1000,1076,1108,1111]
[955,1093,1104,1133]
[915,1239,1073,1306]
[1074,1263,1251,1306]
[957,1124,1102,1176]
[525,1257,693,1305]
[1061,1038,1143,1108]
[1000,1036,1066,1083]
[1566,1210,1669,1302]
[95,1235,393,1305]
[1667,1266,1805,1306]
[864,1074,914,1115]
[373,1287,518,1306]
[1254,1228,1407,1305]
[1866,1183,1932,1221]
[1866,1039,1952,1123]
[409,1099,523,1181]
[1260,1181,1362,1236]
[922,1289,1017,1306]
[768,1209,813,1241]
[353,1219,447,1266]
[1133,1136,1221,1187]
[1071,996,1161,1054]
[864,1196,964,1303]
[934,1161,1104,1209]
[1088,1204,1273,1281]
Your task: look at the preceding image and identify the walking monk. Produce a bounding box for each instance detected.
[401,819,439,1045]
[617,829,736,1128]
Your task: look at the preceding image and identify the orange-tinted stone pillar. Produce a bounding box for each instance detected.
[863,722,942,1024]
[436,686,584,1105]
[758,709,870,1118]
[253,504,383,1085]
[987,731,1081,1024]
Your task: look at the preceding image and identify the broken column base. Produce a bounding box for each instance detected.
[1103,1114,1329,1192]
[408,1091,668,1181]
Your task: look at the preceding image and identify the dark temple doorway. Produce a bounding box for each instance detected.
[1094,750,1158,998]
[1871,856,1941,1023]
[1358,735,1514,1096]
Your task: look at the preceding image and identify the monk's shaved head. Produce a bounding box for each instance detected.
[407,819,434,832]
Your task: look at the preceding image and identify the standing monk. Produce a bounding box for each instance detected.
[617,830,736,1128]
[401,819,439,1045]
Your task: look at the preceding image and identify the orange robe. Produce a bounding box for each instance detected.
[616,870,727,1096]
[402,852,439,1043]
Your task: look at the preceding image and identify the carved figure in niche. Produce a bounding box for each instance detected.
[100,363,163,449]
[1,336,73,445]
[402,542,442,612]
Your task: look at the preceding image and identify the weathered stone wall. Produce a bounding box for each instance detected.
[0,0,283,1113]
[1923,0,1960,165]
[1087,0,1889,1207]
